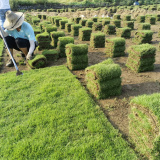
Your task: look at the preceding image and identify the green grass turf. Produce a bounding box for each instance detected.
[131,93,160,122]
[0,66,137,159]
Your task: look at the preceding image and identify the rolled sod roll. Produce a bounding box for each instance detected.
[133,30,153,44]
[105,37,126,57]
[36,32,50,41]
[126,44,156,72]
[137,16,145,23]
[85,63,121,81]
[138,23,151,30]
[42,49,59,61]
[71,24,82,36]
[44,24,57,33]
[104,24,116,35]
[79,27,92,41]
[123,21,134,30]
[85,20,94,28]
[92,22,103,31]
[65,23,74,33]
[90,32,105,48]
[129,93,160,159]
[116,27,131,38]
[102,19,110,26]
[111,20,121,28]
[28,54,47,69]
[59,20,68,29]
[87,83,121,99]
[66,43,88,56]
[113,14,121,20]
[57,37,74,57]
[66,43,88,70]
[79,19,87,26]
[50,31,65,48]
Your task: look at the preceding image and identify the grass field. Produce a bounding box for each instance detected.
[0,65,137,159]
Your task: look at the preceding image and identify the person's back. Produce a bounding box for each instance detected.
[0,0,11,29]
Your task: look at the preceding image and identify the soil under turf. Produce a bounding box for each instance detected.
[0,9,160,147]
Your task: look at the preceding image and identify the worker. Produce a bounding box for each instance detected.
[2,11,37,67]
[0,0,11,30]
[134,0,139,5]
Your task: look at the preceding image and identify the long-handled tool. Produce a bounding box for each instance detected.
[0,26,23,76]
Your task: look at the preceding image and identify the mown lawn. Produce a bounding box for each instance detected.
[0,65,137,159]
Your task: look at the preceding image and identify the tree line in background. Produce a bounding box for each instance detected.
[10,0,160,10]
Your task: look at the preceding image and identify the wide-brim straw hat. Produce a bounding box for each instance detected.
[3,11,24,30]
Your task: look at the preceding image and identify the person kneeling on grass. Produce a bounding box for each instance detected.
[2,11,38,67]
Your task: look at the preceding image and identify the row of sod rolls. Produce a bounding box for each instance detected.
[133,30,153,44]
[105,37,125,57]
[66,44,88,70]
[85,59,121,99]
[126,44,156,72]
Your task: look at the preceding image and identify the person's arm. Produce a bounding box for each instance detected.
[26,40,35,60]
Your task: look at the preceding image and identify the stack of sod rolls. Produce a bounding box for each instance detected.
[113,14,121,20]
[126,44,156,72]
[85,58,122,99]
[90,32,105,48]
[57,37,74,57]
[28,54,47,69]
[91,17,98,22]
[105,37,125,57]
[65,23,74,33]
[157,14,160,21]
[74,17,81,24]
[44,24,57,34]
[104,24,116,35]
[36,32,52,51]
[85,20,94,28]
[42,49,59,61]
[66,44,88,70]
[111,20,121,28]
[55,18,62,27]
[79,19,87,26]
[133,30,153,44]
[159,28,160,38]
[137,16,145,23]
[102,19,110,26]
[37,14,42,19]
[129,93,160,159]
[42,15,47,20]
[123,21,134,30]
[79,27,92,41]
[71,24,82,36]
[145,16,156,25]
[116,27,131,38]
[138,23,151,30]
[50,16,59,24]
[123,15,131,21]
[59,20,68,29]
[33,26,41,35]
[92,22,103,31]
[50,31,65,48]
[32,17,40,25]
[39,21,51,31]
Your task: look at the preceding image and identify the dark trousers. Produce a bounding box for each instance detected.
[5,36,37,54]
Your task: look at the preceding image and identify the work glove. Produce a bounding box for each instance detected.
[26,54,33,60]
